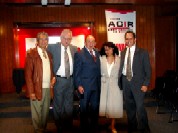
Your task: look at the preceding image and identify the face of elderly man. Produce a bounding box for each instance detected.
[60,29,72,48]
[85,35,96,51]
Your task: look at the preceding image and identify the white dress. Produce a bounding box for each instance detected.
[99,55,123,118]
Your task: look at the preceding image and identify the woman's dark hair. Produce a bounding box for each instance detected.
[100,42,119,56]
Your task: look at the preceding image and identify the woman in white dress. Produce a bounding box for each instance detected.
[99,42,123,133]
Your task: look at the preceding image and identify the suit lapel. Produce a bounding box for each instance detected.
[93,49,100,63]
[83,47,91,58]
[69,45,77,61]
[132,46,139,65]
[56,43,61,60]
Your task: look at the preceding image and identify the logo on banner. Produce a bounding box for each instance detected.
[108,18,134,33]
[105,10,136,51]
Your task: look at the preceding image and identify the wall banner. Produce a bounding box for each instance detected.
[105,9,136,51]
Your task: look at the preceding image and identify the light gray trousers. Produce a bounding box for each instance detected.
[30,87,51,132]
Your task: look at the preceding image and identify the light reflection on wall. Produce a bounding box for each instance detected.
[98,24,106,33]
[0,26,3,36]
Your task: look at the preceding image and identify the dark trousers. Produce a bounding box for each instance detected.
[79,90,100,132]
[122,76,150,132]
[53,77,74,132]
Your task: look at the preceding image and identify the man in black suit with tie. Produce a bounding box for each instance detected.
[118,30,151,133]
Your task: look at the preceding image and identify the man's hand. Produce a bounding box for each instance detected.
[141,86,148,92]
[30,93,36,100]
[78,86,84,94]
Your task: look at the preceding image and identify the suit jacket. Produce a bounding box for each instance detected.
[47,42,78,74]
[118,46,151,89]
[74,47,101,91]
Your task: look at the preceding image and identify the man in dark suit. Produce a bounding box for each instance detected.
[118,30,151,133]
[47,29,78,133]
[74,35,101,133]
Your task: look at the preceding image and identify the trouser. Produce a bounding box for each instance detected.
[30,87,51,132]
[122,76,149,131]
[53,77,74,130]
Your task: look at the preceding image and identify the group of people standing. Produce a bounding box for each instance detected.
[25,29,151,133]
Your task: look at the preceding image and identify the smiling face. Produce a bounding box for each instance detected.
[37,32,49,50]
[125,32,136,48]
[60,29,72,48]
[104,46,114,57]
[85,35,96,51]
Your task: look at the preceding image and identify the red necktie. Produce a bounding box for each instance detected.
[90,51,96,62]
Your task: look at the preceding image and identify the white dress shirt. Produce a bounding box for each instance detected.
[86,46,96,56]
[56,45,73,77]
[122,45,135,76]
[37,47,51,88]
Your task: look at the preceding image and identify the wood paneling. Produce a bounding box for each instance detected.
[0,4,177,93]
[135,6,156,90]
[155,16,176,77]
[0,6,15,92]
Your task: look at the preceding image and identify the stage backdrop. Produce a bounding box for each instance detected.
[14,27,91,68]
[105,9,136,51]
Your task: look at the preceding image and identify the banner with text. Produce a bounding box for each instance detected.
[105,9,136,51]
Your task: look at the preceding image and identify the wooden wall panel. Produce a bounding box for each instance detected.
[155,16,176,77]
[0,6,15,93]
[0,4,176,93]
[134,6,156,90]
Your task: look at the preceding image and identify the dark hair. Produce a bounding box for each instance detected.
[36,31,48,42]
[124,30,136,39]
[100,42,119,56]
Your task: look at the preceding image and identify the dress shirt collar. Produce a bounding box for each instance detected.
[85,46,95,54]
[127,44,136,52]
[37,46,44,54]
[62,45,69,51]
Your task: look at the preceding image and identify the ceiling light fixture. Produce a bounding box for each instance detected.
[41,0,48,6]
[64,0,71,6]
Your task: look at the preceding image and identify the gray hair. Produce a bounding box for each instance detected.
[60,29,72,38]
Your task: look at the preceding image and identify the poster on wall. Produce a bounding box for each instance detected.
[105,9,136,51]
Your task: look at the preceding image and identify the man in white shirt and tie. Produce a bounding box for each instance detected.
[47,29,78,133]
[118,30,151,133]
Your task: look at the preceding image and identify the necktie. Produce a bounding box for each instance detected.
[90,50,96,62]
[126,48,132,81]
[42,50,47,59]
[64,48,70,78]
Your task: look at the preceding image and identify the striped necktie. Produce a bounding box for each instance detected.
[64,48,70,78]
[126,48,132,81]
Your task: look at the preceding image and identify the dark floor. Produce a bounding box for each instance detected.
[0,91,178,133]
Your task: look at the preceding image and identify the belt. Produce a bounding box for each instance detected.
[56,75,73,79]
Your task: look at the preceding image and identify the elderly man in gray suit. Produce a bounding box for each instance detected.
[118,30,151,133]
[47,29,78,133]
